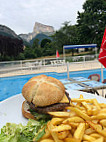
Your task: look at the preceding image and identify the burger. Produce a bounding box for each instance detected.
[22,75,71,120]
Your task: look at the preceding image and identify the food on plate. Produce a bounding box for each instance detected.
[0,85,106,142]
[39,95,106,142]
[0,119,46,142]
[22,75,71,120]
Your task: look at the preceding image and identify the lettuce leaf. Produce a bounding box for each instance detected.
[29,109,51,121]
[0,119,47,142]
[33,127,46,142]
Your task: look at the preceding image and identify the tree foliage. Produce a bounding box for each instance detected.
[41,38,51,48]
[77,0,106,46]
[52,22,79,55]
[0,35,23,60]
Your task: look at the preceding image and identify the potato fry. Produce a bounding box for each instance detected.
[68,107,91,120]
[50,118,64,126]
[81,102,92,115]
[85,123,90,129]
[57,130,70,139]
[99,108,106,113]
[47,121,63,142]
[83,134,96,141]
[71,98,93,103]
[93,99,101,110]
[100,119,106,127]
[79,94,84,99]
[93,137,104,142]
[74,123,85,141]
[87,121,106,137]
[99,103,106,108]
[90,133,103,139]
[92,120,99,124]
[62,116,84,124]
[67,105,85,111]
[85,127,96,135]
[40,139,55,142]
[52,124,71,132]
[69,111,76,117]
[48,112,70,117]
[76,94,83,106]
[69,122,79,128]
[64,137,80,142]
[91,113,106,120]
[92,108,99,115]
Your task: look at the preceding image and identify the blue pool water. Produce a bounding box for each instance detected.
[0,68,106,101]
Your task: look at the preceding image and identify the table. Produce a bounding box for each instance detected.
[59,77,106,96]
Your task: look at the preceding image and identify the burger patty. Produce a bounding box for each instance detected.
[28,91,70,114]
[28,102,69,114]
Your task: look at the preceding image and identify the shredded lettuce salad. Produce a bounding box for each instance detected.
[0,119,48,142]
[0,105,52,142]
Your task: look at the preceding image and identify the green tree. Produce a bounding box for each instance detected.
[77,0,106,47]
[17,52,25,60]
[32,38,42,57]
[32,39,39,49]
[42,42,56,56]
[0,35,23,60]
[24,46,36,59]
[41,38,51,48]
[52,22,79,55]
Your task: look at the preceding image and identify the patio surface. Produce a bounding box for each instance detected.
[0,60,102,77]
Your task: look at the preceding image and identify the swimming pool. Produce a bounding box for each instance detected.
[0,68,106,101]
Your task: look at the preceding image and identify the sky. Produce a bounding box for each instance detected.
[0,0,86,35]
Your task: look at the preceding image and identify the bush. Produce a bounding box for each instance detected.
[24,47,37,59]
[17,53,25,60]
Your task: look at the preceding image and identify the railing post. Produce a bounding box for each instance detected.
[43,59,45,66]
[83,56,85,67]
[67,62,69,79]
[20,60,22,70]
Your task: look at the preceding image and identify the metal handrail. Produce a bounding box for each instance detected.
[0,54,98,74]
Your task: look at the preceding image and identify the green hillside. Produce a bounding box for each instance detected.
[0,25,20,39]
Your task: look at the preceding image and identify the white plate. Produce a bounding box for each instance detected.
[0,90,106,129]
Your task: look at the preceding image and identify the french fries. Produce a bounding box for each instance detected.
[82,134,96,141]
[40,139,55,142]
[57,131,70,139]
[100,119,106,127]
[52,124,71,132]
[62,116,84,123]
[74,123,85,141]
[38,95,106,142]
[67,107,91,120]
[93,137,104,142]
[87,121,106,137]
[48,112,70,118]
[47,121,63,142]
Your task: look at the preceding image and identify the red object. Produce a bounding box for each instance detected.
[102,79,106,84]
[99,28,106,68]
[88,74,100,82]
[56,50,60,58]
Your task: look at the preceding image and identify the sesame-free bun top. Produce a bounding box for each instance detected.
[22,75,65,107]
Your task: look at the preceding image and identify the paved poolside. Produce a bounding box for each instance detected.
[0,60,102,77]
